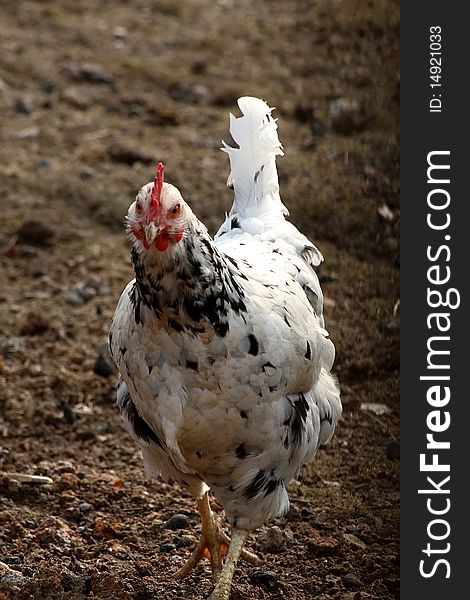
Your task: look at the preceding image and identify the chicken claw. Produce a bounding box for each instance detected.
[175,492,260,585]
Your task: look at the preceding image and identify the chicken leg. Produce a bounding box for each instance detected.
[208,528,248,600]
[175,491,224,581]
[174,492,259,584]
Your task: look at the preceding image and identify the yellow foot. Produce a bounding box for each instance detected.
[174,526,226,582]
[174,492,261,588]
[174,521,261,582]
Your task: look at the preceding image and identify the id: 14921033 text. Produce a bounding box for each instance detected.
[429,26,442,113]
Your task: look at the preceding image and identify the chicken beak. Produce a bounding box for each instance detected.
[144,222,161,246]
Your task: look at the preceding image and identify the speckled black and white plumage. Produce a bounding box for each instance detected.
[109,97,341,531]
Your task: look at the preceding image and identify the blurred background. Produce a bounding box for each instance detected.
[0,1,399,598]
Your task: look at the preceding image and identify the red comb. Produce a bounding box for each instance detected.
[151,162,164,209]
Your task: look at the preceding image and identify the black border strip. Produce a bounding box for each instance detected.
[401,4,467,598]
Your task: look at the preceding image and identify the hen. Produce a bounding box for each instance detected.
[109,96,341,600]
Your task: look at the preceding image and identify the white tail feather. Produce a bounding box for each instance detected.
[215,96,323,269]
[221,97,289,221]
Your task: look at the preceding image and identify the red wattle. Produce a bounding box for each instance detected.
[155,233,169,252]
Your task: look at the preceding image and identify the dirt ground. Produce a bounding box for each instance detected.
[0,1,399,599]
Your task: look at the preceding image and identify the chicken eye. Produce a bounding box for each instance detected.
[135,201,143,215]
[170,203,181,217]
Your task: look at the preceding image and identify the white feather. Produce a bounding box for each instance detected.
[219,97,288,222]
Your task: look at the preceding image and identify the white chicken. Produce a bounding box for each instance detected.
[109,97,341,600]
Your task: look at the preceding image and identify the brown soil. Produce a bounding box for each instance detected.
[0,1,399,599]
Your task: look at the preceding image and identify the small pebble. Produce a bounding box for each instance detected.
[0,570,30,590]
[80,286,97,302]
[23,291,50,300]
[294,104,314,124]
[64,507,80,522]
[343,533,367,549]
[18,246,39,257]
[31,264,48,278]
[97,422,111,434]
[79,502,92,514]
[3,556,23,565]
[15,96,34,114]
[42,80,56,94]
[93,515,122,539]
[60,569,87,594]
[65,290,85,306]
[61,88,90,109]
[79,167,95,180]
[345,524,361,535]
[378,203,394,221]
[285,505,302,521]
[20,313,50,336]
[173,536,193,548]
[0,335,24,355]
[329,98,363,134]
[342,573,363,590]
[35,158,52,171]
[85,276,101,291]
[80,65,113,84]
[76,526,93,539]
[169,83,209,104]
[127,104,143,118]
[17,220,54,246]
[249,570,280,590]
[191,60,207,75]
[307,536,338,556]
[312,120,327,137]
[112,26,128,39]
[16,126,40,140]
[259,526,285,553]
[58,472,79,491]
[163,514,190,531]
